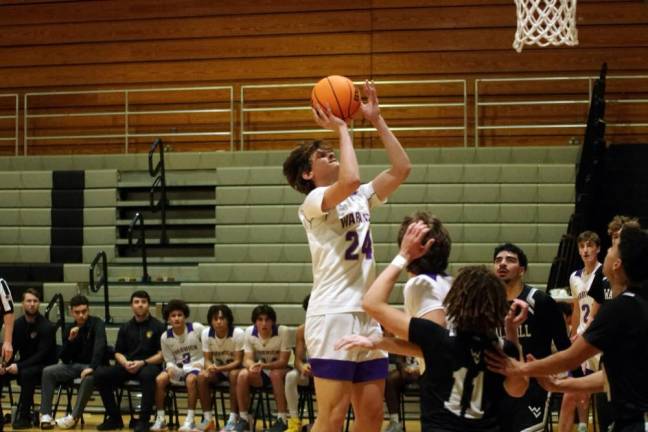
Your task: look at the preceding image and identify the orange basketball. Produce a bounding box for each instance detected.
[311,75,361,121]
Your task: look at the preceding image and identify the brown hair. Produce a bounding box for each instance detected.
[608,215,640,237]
[397,212,451,275]
[21,288,41,301]
[283,141,332,194]
[576,230,601,247]
[443,266,508,334]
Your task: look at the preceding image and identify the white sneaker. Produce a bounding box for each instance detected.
[219,418,238,432]
[55,414,79,429]
[150,417,168,432]
[178,418,196,432]
[196,418,215,431]
[40,414,55,430]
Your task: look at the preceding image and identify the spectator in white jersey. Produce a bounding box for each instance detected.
[283,81,410,432]
[336,221,529,432]
[236,304,291,432]
[151,300,205,432]
[197,304,244,432]
[284,295,311,432]
[559,231,601,432]
[0,279,15,365]
[488,226,648,432]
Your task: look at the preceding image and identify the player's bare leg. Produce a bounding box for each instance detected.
[269,369,288,414]
[311,377,353,432]
[154,372,170,410]
[350,379,385,432]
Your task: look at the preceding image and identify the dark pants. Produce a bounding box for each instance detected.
[94,364,160,420]
[17,365,44,418]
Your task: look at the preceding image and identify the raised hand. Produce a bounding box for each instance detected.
[312,104,348,131]
[359,80,381,123]
[400,221,435,262]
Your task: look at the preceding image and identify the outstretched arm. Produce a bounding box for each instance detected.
[362,81,411,201]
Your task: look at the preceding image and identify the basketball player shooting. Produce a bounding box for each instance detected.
[283,80,411,432]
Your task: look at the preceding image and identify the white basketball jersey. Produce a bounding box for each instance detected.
[299,182,384,316]
[161,322,205,369]
[243,324,291,363]
[570,262,601,335]
[403,273,452,318]
[403,273,452,374]
[202,326,245,366]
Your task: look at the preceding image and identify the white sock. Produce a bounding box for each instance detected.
[390,414,399,423]
[278,412,288,422]
[156,410,165,421]
[203,411,212,421]
[228,413,239,423]
[186,410,195,422]
[240,412,249,422]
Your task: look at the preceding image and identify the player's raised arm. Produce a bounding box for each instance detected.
[311,105,360,212]
[362,81,411,201]
[362,221,434,339]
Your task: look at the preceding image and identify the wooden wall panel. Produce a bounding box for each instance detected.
[0,0,646,154]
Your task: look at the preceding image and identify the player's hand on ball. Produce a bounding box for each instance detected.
[312,104,347,132]
[399,221,435,262]
[334,335,376,351]
[360,80,381,123]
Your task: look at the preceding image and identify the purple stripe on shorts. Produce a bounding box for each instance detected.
[353,357,389,383]
[310,357,389,382]
[310,358,357,381]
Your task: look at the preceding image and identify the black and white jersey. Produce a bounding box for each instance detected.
[0,279,14,316]
[587,266,612,305]
[409,317,511,432]
[496,285,571,432]
[583,291,648,423]
[496,285,571,360]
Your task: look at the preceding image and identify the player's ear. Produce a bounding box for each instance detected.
[302,170,314,181]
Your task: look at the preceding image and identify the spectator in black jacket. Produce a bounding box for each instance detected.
[38,294,106,430]
[0,288,56,429]
[94,290,165,432]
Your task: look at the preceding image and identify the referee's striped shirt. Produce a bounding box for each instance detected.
[0,279,14,315]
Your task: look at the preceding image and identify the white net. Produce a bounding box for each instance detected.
[513,0,578,52]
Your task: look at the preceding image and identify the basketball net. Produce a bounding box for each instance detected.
[513,0,578,52]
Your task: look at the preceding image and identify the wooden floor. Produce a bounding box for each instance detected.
[1,416,425,431]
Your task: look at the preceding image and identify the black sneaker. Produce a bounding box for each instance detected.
[134,419,151,432]
[265,418,288,432]
[97,416,125,430]
[12,416,33,430]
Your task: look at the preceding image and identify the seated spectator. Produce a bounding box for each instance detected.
[151,299,205,432]
[40,295,107,429]
[196,304,244,432]
[0,288,56,429]
[383,353,419,432]
[92,290,165,432]
[284,295,311,432]
[236,304,291,432]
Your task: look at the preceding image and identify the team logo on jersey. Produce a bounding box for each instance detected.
[528,406,542,418]
[30,331,37,339]
[146,330,153,338]
[470,349,481,365]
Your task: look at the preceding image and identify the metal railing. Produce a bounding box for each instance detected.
[23,85,235,155]
[240,79,468,149]
[128,212,151,283]
[89,250,112,324]
[0,94,19,155]
[149,138,169,245]
[475,74,648,147]
[45,292,66,347]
